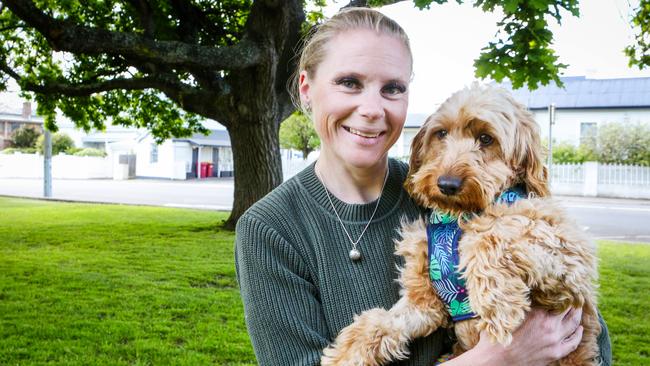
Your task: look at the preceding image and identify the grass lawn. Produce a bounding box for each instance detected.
[0,197,255,365]
[0,197,648,365]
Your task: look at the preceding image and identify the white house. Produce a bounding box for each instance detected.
[131,128,233,180]
[502,76,650,146]
[394,113,430,159]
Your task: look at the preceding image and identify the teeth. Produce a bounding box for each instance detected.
[346,127,381,138]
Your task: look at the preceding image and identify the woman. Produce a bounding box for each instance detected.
[235,8,611,365]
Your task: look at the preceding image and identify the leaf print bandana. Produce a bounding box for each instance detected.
[427,186,527,322]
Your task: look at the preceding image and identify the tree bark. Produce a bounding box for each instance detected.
[225,119,283,229]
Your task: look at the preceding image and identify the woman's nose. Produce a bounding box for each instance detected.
[357,91,385,121]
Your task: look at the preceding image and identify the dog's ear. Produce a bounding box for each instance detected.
[513,105,550,198]
[405,119,429,195]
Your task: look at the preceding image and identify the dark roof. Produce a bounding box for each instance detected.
[175,129,230,147]
[499,76,650,110]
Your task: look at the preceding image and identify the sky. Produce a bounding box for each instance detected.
[324,0,650,114]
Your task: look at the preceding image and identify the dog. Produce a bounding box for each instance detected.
[321,84,600,366]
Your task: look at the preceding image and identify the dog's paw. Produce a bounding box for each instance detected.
[321,308,410,366]
[478,304,528,346]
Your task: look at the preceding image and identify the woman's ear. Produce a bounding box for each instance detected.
[298,71,311,109]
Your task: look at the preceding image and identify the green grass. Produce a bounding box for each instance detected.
[598,241,650,365]
[0,197,255,365]
[0,197,648,365]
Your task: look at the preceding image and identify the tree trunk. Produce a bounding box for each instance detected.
[225,120,282,229]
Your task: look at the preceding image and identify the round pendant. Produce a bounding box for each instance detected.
[349,248,361,261]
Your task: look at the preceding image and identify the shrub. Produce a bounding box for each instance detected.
[10,126,41,148]
[1,147,37,154]
[65,147,84,155]
[73,148,107,157]
[591,123,650,166]
[36,132,75,155]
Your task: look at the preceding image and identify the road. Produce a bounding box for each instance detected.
[0,177,235,211]
[1,178,649,243]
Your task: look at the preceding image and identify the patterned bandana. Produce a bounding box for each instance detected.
[426,186,527,322]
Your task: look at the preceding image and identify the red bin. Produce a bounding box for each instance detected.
[200,162,209,178]
[207,163,214,177]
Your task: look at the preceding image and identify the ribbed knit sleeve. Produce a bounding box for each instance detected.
[235,214,329,365]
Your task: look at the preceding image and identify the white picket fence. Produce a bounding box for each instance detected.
[597,163,650,185]
[551,162,650,199]
[551,163,584,184]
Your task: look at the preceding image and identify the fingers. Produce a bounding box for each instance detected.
[557,325,583,358]
[559,307,583,340]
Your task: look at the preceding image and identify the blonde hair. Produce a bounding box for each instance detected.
[289,7,412,112]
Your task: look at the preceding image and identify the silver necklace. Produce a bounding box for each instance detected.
[316,164,389,262]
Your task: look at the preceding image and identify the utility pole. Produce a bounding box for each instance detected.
[43,128,52,197]
[547,103,556,181]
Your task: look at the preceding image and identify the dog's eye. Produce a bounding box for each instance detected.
[478,133,494,146]
[435,130,448,139]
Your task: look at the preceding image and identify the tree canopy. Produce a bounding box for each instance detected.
[1,0,647,227]
[279,111,320,160]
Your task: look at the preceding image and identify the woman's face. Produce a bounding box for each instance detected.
[299,29,411,170]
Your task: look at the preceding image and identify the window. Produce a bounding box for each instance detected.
[150,143,158,163]
[580,122,597,145]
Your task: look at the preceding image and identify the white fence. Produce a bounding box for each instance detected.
[0,153,112,179]
[551,162,650,199]
[282,157,312,181]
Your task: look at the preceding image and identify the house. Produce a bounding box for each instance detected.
[0,102,44,149]
[500,76,650,145]
[392,113,430,159]
[130,128,233,180]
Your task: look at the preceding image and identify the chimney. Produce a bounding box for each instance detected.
[22,102,32,119]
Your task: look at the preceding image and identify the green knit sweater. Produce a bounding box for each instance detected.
[235,159,612,365]
[235,159,448,365]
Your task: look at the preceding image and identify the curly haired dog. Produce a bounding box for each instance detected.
[321,84,600,366]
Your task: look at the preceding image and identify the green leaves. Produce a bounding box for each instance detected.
[412,0,579,90]
[590,123,650,166]
[279,111,320,159]
[625,0,650,70]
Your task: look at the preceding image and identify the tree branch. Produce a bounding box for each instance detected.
[2,0,263,71]
[25,77,181,96]
[124,0,155,38]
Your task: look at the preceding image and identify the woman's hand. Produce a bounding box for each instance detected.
[446,307,583,366]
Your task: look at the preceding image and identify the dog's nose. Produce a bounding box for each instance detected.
[437,175,463,196]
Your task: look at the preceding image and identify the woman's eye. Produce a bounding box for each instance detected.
[382,83,406,96]
[436,130,448,139]
[478,133,494,146]
[336,77,360,89]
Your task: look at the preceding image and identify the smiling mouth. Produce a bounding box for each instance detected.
[343,126,383,138]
